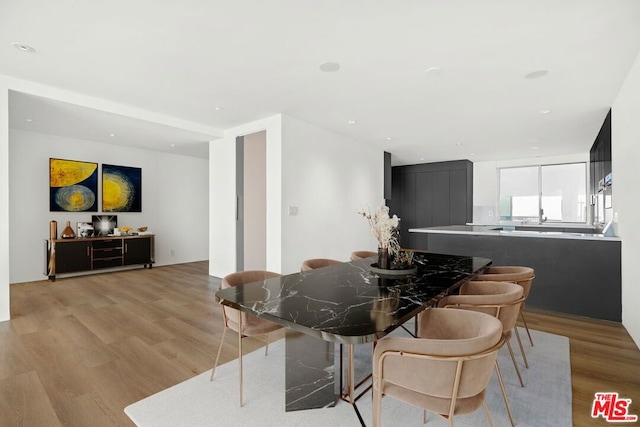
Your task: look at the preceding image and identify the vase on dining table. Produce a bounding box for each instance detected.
[377,247,390,269]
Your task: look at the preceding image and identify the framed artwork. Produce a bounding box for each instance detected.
[92,215,117,236]
[102,164,142,212]
[76,221,94,238]
[49,158,98,212]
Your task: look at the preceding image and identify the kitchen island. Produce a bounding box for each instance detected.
[409,225,621,321]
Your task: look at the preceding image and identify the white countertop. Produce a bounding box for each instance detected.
[409,225,620,241]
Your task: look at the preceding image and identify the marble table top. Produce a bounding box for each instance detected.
[215,252,491,344]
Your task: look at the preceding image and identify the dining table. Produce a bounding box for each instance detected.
[214,251,491,423]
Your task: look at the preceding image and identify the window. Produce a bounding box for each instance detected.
[499,163,587,223]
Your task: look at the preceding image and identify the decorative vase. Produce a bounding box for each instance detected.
[61,221,76,239]
[378,247,390,269]
[49,220,58,240]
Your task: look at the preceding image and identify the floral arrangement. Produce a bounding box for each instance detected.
[358,205,401,256]
[394,249,414,268]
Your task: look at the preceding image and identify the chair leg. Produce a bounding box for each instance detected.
[210,326,228,381]
[265,333,270,355]
[372,379,382,427]
[520,309,534,346]
[514,327,529,368]
[495,361,515,427]
[483,400,494,427]
[506,340,525,387]
[238,316,244,407]
[347,344,355,404]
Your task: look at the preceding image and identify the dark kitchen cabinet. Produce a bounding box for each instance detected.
[390,160,473,249]
[590,109,612,195]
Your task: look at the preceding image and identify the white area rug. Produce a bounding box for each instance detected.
[126,329,571,427]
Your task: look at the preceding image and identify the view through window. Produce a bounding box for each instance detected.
[499,163,587,223]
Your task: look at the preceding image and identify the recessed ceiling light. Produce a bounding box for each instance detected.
[12,43,35,53]
[538,109,551,114]
[213,106,225,111]
[525,70,549,79]
[109,133,115,137]
[420,157,425,161]
[470,152,476,156]
[425,66,442,75]
[319,61,340,72]
[386,137,393,141]
[170,144,176,147]
[347,120,357,125]
[25,118,33,122]
[456,142,463,147]
[531,146,540,150]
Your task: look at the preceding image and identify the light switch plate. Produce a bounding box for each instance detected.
[288,206,299,216]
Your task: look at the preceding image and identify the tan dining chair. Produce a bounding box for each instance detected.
[438,281,526,391]
[475,266,536,346]
[210,270,283,406]
[373,308,509,427]
[300,258,342,272]
[350,250,377,261]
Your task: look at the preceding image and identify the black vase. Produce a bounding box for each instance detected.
[378,247,390,269]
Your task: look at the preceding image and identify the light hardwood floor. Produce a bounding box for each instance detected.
[1,262,639,426]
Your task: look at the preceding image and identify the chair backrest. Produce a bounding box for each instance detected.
[476,266,535,298]
[438,281,524,333]
[376,308,503,401]
[300,258,341,272]
[220,270,281,331]
[350,251,377,261]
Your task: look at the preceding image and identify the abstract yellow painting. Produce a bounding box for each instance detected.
[49,158,98,212]
[102,164,142,212]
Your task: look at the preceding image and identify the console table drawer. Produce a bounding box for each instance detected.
[92,247,123,257]
[93,257,124,269]
[92,239,123,249]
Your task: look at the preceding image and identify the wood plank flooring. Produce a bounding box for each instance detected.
[1,262,639,426]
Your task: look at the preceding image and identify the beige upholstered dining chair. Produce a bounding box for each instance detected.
[475,266,536,347]
[438,281,526,391]
[300,258,341,272]
[372,308,507,427]
[210,270,283,406]
[349,250,377,261]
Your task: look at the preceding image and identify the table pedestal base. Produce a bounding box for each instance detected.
[285,330,337,411]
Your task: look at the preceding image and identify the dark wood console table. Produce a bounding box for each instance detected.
[44,235,155,281]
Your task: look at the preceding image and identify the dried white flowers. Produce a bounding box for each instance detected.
[358,205,401,255]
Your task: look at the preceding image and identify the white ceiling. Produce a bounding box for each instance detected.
[2,1,640,164]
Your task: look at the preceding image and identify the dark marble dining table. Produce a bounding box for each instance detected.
[214,251,491,415]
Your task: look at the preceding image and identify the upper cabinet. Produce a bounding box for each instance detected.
[590,109,612,225]
[590,109,612,195]
[390,160,473,249]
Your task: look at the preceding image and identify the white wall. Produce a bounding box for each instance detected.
[9,129,209,283]
[0,83,9,321]
[209,114,384,277]
[612,49,640,347]
[209,115,282,278]
[472,154,589,224]
[280,115,383,274]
